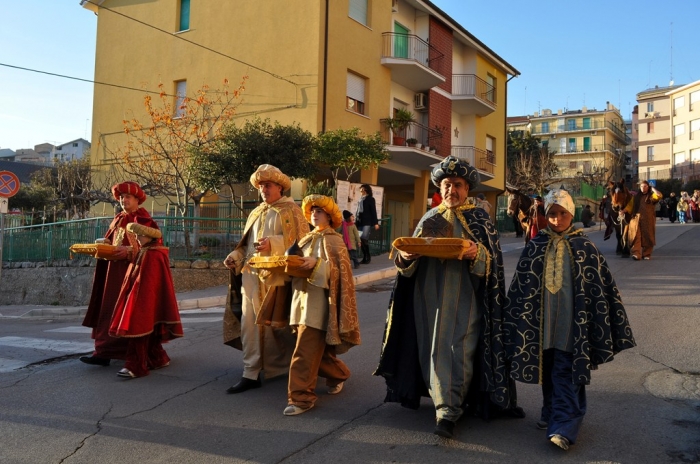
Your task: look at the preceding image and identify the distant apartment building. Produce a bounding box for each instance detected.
[636,84,683,182]
[666,80,700,182]
[81,0,518,236]
[507,103,628,189]
[51,138,91,163]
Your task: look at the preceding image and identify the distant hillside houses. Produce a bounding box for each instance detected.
[0,138,90,165]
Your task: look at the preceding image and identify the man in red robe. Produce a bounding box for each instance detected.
[109,222,184,378]
[80,181,157,366]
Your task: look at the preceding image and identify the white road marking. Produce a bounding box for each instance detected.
[0,336,95,353]
[45,326,93,334]
[179,307,225,315]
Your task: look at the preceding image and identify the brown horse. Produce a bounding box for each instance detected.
[608,179,635,257]
[506,188,533,240]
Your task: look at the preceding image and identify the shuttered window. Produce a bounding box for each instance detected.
[346,72,366,115]
[175,80,187,117]
[349,0,368,26]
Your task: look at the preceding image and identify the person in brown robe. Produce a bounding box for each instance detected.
[630,180,662,260]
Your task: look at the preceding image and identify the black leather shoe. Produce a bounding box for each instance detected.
[226,376,261,394]
[79,356,110,366]
[434,419,455,439]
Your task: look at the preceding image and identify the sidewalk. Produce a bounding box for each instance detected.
[0,253,397,319]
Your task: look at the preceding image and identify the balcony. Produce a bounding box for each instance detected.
[380,121,445,171]
[451,75,496,116]
[381,33,446,92]
[451,146,495,178]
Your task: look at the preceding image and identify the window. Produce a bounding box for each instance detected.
[559,138,566,153]
[568,138,576,152]
[691,148,700,162]
[72,142,78,147]
[485,136,495,162]
[569,161,577,169]
[647,121,654,133]
[673,96,685,113]
[349,0,368,26]
[583,161,592,174]
[175,80,187,117]
[567,119,576,130]
[541,121,549,133]
[646,102,654,112]
[674,152,686,165]
[691,91,700,111]
[673,123,685,142]
[346,72,366,115]
[486,74,496,103]
[178,0,190,31]
[647,146,654,161]
[691,119,700,140]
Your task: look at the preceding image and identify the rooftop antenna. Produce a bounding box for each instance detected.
[669,22,674,86]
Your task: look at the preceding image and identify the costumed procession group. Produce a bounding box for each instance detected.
[79,157,636,451]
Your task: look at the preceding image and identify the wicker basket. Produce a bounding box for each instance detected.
[392,237,473,260]
[69,243,132,260]
[248,255,313,278]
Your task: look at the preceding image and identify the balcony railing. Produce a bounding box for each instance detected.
[380,120,443,153]
[453,74,496,104]
[532,120,629,141]
[381,32,446,78]
[451,146,495,176]
[551,143,626,155]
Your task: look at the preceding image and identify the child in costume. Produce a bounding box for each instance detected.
[109,222,184,379]
[282,195,361,416]
[504,189,636,450]
[339,210,362,269]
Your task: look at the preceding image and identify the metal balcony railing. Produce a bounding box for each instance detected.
[451,146,495,175]
[381,120,443,152]
[452,74,496,105]
[532,120,628,141]
[381,33,446,76]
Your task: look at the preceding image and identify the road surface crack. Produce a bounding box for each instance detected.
[59,403,113,463]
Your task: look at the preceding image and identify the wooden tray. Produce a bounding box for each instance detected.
[392,237,473,260]
[69,243,132,260]
[248,255,313,278]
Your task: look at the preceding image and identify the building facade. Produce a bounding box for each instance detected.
[81,0,518,236]
[666,80,700,183]
[51,138,91,163]
[508,103,628,189]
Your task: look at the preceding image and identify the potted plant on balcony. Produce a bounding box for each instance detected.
[386,108,415,146]
[406,138,418,147]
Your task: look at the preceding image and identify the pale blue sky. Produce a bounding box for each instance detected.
[1,1,698,151]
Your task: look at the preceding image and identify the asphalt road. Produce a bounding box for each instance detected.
[0,221,699,463]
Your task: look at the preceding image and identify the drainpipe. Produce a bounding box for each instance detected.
[322,0,329,132]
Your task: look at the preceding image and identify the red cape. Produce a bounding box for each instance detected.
[109,245,184,341]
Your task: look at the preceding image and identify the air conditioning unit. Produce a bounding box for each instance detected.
[550,134,556,139]
[644,112,653,118]
[591,131,597,135]
[414,92,427,110]
[392,0,399,12]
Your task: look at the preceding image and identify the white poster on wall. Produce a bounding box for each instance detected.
[336,181,384,221]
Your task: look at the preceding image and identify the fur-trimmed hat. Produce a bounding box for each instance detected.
[302,194,343,229]
[112,181,146,205]
[544,189,575,216]
[126,222,162,239]
[430,156,480,189]
[249,164,291,191]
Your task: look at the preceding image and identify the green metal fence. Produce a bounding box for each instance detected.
[2,214,394,263]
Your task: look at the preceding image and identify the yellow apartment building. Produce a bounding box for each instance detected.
[81,0,518,236]
[524,104,628,188]
[665,80,700,182]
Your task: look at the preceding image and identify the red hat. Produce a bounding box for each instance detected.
[112,181,146,205]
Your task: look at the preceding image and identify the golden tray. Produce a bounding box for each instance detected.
[248,255,313,278]
[69,243,132,260]
[392,237,473,260]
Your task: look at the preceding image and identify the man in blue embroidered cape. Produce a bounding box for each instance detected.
[504,189,636,451]
[375,156,522,439]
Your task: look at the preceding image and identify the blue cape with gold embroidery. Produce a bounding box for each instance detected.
[374,205,521,417]
[504,227,636,386]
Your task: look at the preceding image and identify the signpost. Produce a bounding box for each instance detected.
[0,171,21,281]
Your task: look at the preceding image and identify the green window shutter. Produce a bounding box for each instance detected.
[180,0,190,31]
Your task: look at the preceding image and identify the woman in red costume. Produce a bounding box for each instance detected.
[80,182,157,367]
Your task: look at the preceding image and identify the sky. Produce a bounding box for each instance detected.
[1,0,699,151]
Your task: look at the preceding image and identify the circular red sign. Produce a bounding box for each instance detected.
[0,171,20,197]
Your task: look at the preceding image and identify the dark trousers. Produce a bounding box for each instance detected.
[541,349,586,444]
